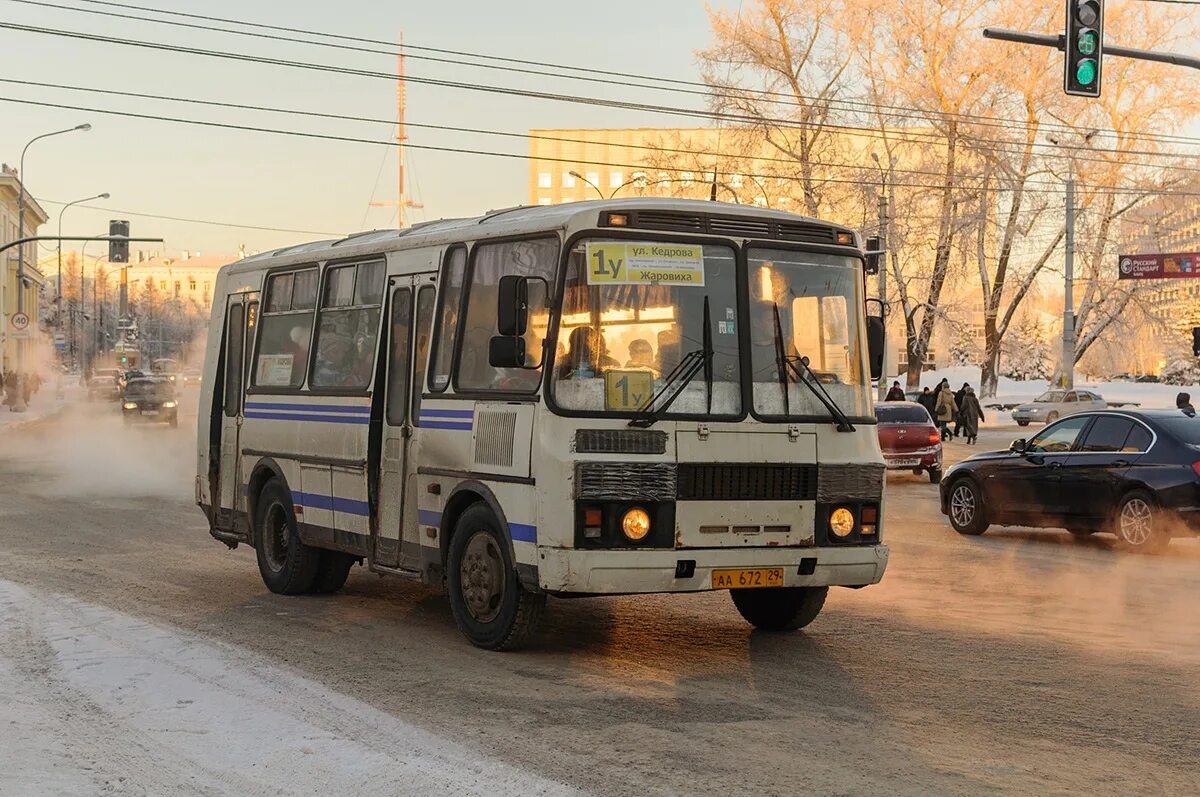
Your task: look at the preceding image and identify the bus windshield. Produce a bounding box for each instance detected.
[552,239,742,418]
[746,248,870,419]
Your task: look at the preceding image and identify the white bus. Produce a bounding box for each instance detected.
[196,199,889,650]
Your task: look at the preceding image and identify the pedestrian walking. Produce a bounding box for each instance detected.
[917,386,936,419]
[3,370,16,408]
[935,384,957,439]
[959,386,985,444]
[1176,392,1195,415]
[952,383,969,438]
[885,381,906,401]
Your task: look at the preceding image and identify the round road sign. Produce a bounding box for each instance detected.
[9,312,30,333]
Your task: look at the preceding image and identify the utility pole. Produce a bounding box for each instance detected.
[877,191,889,402]
[1062,176,1076,389]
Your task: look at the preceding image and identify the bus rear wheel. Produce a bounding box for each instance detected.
[310,551,357,594]
[254,479,320,595]
[446,504,545,651]
[730,586,827,632]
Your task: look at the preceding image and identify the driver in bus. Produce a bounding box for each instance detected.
[557,327,615,380]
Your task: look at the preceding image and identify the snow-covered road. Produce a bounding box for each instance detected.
[0,579,579,797]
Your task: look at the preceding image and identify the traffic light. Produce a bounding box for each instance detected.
[1191,327,1200,357]
[108,219,130,264]
[1064,0,1104,97]
[120,355,128,365]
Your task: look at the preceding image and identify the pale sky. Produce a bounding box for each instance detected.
[1,0,740,258]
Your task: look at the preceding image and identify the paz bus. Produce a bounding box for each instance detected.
[196,198,889,650]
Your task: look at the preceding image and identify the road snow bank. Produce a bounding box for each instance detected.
[0,579,581,797]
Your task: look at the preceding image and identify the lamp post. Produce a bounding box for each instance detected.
[57,192,109,359]
[13,123,91,412]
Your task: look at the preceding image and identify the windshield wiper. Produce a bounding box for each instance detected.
[772,302,855,432]
[629,297,714,428]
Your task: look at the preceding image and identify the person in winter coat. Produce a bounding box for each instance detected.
[959,386,986,444]
[885,381,906,401]
[952,383,970,437]
[917,386,936,418]
[934,385,957,438]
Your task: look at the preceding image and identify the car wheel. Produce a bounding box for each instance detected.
[1113,490,1170,554]
[310,550,357,594]
[254,479,320,594]
[928,468,942,485]
[1045,412,1059,424]
[947,478,988,535]
[1016,420,1030,427]
[446,504,545,651]
[731,586,827,632]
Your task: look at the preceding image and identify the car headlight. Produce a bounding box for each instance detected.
[123,402,137,410]
[162,400,177,408]
[621,508,651,541]
[829,507,855,538]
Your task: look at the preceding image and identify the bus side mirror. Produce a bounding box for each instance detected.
[865,236,883,276]
[865,298,885,381]
[489,335,526,368]
[497,275,529,337]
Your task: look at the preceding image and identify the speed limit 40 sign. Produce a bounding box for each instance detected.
[8,312,31,337]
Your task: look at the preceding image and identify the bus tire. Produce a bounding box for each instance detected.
[310,550,356,594]
[446,504,545,651]
[731,586,827,632]
[254,479,320,595]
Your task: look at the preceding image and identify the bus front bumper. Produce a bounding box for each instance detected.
[538,544,888,595]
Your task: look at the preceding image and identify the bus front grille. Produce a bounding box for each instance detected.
[677,464,817,501]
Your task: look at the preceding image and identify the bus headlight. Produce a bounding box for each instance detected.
[621,508,651,541]
[829,507,855,538]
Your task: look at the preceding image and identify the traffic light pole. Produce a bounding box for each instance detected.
[982,28,1200,72]
[1063,177,1076,390]
[0,235,162,412]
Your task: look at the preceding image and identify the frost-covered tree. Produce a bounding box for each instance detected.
[1002,316,1050,381]
[948,324,980,368]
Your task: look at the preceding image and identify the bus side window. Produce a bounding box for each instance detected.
[253,267,318,389]
[385,288,413,426]
[223,303,245,416]
[412,286,435,421]
[311,261,386,391]
[428,247,466,392]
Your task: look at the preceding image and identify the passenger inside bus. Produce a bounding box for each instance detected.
[625,338,660,378]
[557,327,618,380]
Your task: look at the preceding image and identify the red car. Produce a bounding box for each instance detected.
[875,401,943,483]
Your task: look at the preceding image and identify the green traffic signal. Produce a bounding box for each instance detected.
[1077,29,1097,56]
[1076,58,1098,86]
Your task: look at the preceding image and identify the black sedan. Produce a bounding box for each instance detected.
[121,377,179,427]
[940,410,1200,553]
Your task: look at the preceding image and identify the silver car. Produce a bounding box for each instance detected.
[1011,389,1107,426]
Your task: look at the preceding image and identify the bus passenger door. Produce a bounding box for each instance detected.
[215,295,251,531]
[375,277,429,568]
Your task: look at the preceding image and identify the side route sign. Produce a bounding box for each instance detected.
[1118,252,1200,280]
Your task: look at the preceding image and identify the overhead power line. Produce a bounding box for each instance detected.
[3,17,1199,172]
[35,196,342,235]
[29,0,1200,152]
[1,93,1191,200]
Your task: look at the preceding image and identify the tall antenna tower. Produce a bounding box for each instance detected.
[370,32,423,228]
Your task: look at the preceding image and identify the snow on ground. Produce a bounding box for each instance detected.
[0,579,581,797]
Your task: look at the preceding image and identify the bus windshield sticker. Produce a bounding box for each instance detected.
[585,242,705,287]
[256,354,294,387]
[604,369,654,411]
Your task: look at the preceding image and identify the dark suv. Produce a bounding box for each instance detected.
[121,378,179,427]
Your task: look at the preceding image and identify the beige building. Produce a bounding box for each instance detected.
[1,163,49,371]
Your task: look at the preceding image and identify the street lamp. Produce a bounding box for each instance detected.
[57,192,109,341]
[13,122,92,412]
[569,170,604,200]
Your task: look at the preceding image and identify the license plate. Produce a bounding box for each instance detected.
[141,410,158,416]
[712,567,785,590]
[888,457,920,467]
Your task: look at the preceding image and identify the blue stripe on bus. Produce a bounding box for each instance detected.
[246,402,370,414]
[415,510,536,544]
[417,509,442,527]
[418,408,475,419]
[418,420,473,431]
[291,491,371,517]
[245,411,370,425]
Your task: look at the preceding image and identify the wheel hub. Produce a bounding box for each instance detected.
[263,504,290,572]
[460,531,504,623]
[950,485,975,527]
[1119,499,1152,545]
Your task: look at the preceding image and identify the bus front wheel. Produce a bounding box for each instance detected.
[446,504,545,651]
[730,586,827,632]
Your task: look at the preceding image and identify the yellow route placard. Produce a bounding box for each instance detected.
[585,242,705,286]
[604,369,655,411]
